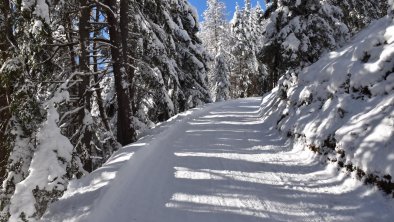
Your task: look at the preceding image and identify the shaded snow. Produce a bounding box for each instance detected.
[283,33,300,51]
[22,0,50,24]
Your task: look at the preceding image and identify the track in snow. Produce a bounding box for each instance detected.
[44,98,394,222]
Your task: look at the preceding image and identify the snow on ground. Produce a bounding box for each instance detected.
[43,98,394,222]
[260,16,394,178]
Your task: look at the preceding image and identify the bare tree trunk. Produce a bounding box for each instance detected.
[104,0,135,145]
[78,0,93,172]
[120,0,137,114]
[93,8,111,132]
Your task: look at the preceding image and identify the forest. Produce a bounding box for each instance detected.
[0,0,393,221]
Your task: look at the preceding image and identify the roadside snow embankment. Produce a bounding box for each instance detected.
[260,16,394,196]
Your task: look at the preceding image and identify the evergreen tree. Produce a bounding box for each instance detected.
[332,0,388,33]
[0,1,86,220]
[199,0,231,101]
[250,2,266,51]
[212,49,230,102]
[259,0,389,93]
[200,0,228,56]
[230,1,261,97]
[230,3,247,98]
[251,2,270,93]
[260,0,350,91]
[128,0,211,124]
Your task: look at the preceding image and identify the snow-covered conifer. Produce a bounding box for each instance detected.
[259,0,389,92]
[8,84,77,221]
[260,0,349,90]
[200,0,228,56]
[331,0,388,33]
[129,0,211,125]
[212,50,230,102]
[199,0,231,100]
[230,1,262,97]
[0,1,87,221]
[250,2,266,50]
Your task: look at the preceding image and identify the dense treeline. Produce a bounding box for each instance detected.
[0,0,210,221]
[199,0,388,99]
[260,0,388,92]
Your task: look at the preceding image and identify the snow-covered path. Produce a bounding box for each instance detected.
[44,98,394,222]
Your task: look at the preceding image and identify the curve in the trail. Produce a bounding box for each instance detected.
[43,98,394,222]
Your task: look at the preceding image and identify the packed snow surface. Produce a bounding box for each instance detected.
[43,98,393,222]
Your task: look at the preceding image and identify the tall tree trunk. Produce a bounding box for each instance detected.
[0,0,13,181]
[120,0,137,114]
[93,8,111,132]
[104,0,135,145]
[78,0,93,172]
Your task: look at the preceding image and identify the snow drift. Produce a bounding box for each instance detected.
[259,15,394,195]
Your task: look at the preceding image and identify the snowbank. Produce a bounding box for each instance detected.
[260,16,394,192]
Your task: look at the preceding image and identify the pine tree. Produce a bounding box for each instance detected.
[332,0,388,33]
[212,50,230,102]
[230,1,261,97]
[259,0,389,93]
[199,0,231,101]
[128,0,211,124]
[251,2,270,93]
[230,3,246,98]
[0,1,87,220]
[260,0,349,91]
[0,0,50,218]
[8,83,76,221]
[200,0,228,56]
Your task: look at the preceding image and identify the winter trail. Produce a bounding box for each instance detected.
[43,98,394,222]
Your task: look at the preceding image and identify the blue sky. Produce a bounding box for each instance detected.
[189,0,266,21]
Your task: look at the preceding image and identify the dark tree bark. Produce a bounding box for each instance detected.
[104,0,135,145]
[78,0,94,172]
[93,8,111,132]
[119,0,136,114]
